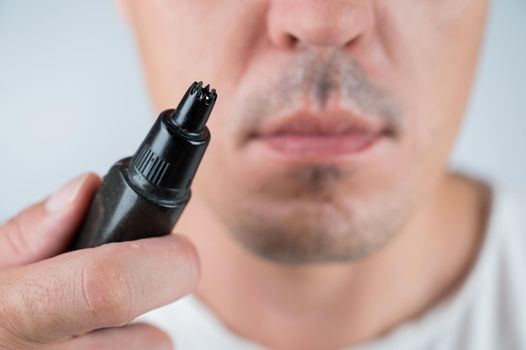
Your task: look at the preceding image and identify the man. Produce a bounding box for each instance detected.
[0,0,524,349]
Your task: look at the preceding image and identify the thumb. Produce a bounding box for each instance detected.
[0,173,101,267]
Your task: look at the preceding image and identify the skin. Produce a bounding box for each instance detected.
[0,0,489,349]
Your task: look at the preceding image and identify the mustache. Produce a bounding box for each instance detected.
[234,48,403,138]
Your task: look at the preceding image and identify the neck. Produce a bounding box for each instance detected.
[177,173,489,350]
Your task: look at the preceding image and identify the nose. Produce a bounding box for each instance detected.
[267,0,373,50]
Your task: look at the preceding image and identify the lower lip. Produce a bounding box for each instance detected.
[254,131,383,159]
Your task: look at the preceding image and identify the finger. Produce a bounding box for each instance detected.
[0,173,101,267]
[55,323,172,350]
[1,234,199,344]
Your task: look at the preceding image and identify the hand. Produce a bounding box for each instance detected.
[0,173,200,349]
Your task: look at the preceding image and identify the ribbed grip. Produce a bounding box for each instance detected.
[131,144,171,185]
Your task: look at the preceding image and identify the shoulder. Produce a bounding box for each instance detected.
[483,185,526,346]
[486,184,526,266]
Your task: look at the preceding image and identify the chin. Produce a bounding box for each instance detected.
[215,184,411,265]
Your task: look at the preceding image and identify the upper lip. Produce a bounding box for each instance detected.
[250,108,386,139]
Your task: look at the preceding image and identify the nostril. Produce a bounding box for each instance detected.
[343,34,362,50]
[273,32,300,50]
[285,33,300,48]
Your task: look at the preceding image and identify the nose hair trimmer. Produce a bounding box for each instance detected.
[70,81,217,250]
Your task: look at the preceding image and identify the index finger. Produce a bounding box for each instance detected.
[0,173,101,267]
[0,234,200,344]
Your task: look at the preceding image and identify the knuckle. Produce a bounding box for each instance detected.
[0,271,46,348]
[2,215,31,259]
[79,253,135,327]
[0,290,23,347]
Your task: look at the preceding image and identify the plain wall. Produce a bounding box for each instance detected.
[0,0,525,222]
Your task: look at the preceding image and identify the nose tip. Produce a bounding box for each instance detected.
[268,0,371,49]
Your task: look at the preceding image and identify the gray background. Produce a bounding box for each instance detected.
[0,0,525,222]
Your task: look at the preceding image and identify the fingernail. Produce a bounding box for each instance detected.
[45,174,88,212]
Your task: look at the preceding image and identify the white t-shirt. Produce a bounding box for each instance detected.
[138,187,526,349]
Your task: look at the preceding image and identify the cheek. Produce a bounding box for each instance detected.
[130,0,266,112]
[376,0,487,166]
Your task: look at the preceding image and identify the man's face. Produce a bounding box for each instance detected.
[123,0,487,263]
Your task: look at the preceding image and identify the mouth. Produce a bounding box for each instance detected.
[246,109,392,160]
